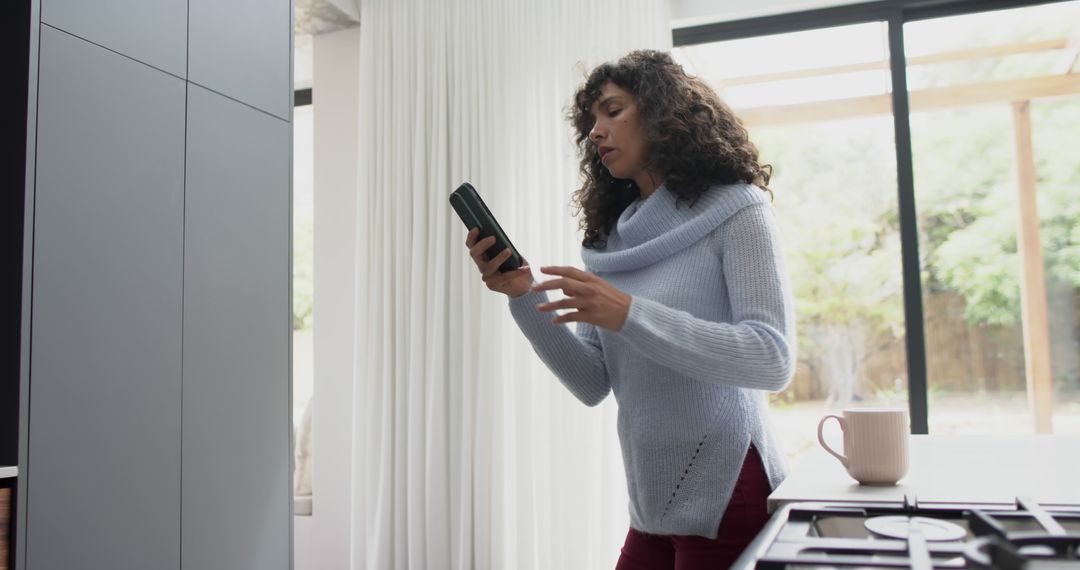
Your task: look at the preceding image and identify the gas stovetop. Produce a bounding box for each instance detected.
[733,497,1080,569]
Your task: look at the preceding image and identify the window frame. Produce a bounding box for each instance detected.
[673,0,1074,434]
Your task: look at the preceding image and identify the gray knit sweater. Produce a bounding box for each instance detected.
[508,182,796,538]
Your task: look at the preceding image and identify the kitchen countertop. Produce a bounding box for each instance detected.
[768,434,1080,511]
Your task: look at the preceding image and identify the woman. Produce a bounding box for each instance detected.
[463,50,795,569]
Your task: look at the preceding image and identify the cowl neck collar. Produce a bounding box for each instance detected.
[581,183,767,273]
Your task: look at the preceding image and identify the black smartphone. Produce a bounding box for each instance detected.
[449,182,523,273]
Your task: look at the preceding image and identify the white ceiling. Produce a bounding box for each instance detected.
[294,0,360,90]
[671,0,860,27]
[296,0,359,35]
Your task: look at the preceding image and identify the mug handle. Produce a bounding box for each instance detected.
[817,414,849,468]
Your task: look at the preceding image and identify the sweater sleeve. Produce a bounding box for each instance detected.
[508,288,611,406]
[616,203,797,391]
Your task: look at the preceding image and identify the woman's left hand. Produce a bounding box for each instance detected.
[532,266,631,331]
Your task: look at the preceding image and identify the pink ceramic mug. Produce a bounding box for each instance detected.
[817,408,910,485]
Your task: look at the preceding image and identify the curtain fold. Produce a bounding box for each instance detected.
[351,2,671,568]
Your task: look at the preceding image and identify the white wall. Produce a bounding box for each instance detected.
[294,25,360,570]
[671,0,864,27]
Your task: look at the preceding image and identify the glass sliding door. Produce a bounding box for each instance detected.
[674,22,908,465]
[904,1,1080,435]
[292,35,315,515]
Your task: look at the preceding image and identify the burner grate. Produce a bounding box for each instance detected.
[738,498,1080,570]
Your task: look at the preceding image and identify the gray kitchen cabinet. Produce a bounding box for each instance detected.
[27,25,185,570]
[188,0,292,120]
[182,83,291,570]
[41,0,187,77]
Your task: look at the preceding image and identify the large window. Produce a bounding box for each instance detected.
[675,23,908,464]
[905,2,1080,435]
[293,103,314,425]
[674,0,1080,464]
[292,32,314,515]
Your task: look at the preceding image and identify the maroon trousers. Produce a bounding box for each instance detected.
[614,446,772,570]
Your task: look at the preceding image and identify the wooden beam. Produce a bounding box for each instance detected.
[720,38,1068,87]
[738,73,1080,126]
[911,38,1066,67]
[1012,100,1054,435]
[1054,30,1080,74]
[911,73,1080,109]
[738,93,890,126]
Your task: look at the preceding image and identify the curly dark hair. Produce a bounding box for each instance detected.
[569,50,772,249]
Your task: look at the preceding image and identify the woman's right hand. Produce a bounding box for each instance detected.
[465,228,534,298]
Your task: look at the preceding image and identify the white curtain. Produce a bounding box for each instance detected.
[350,1,671,569]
